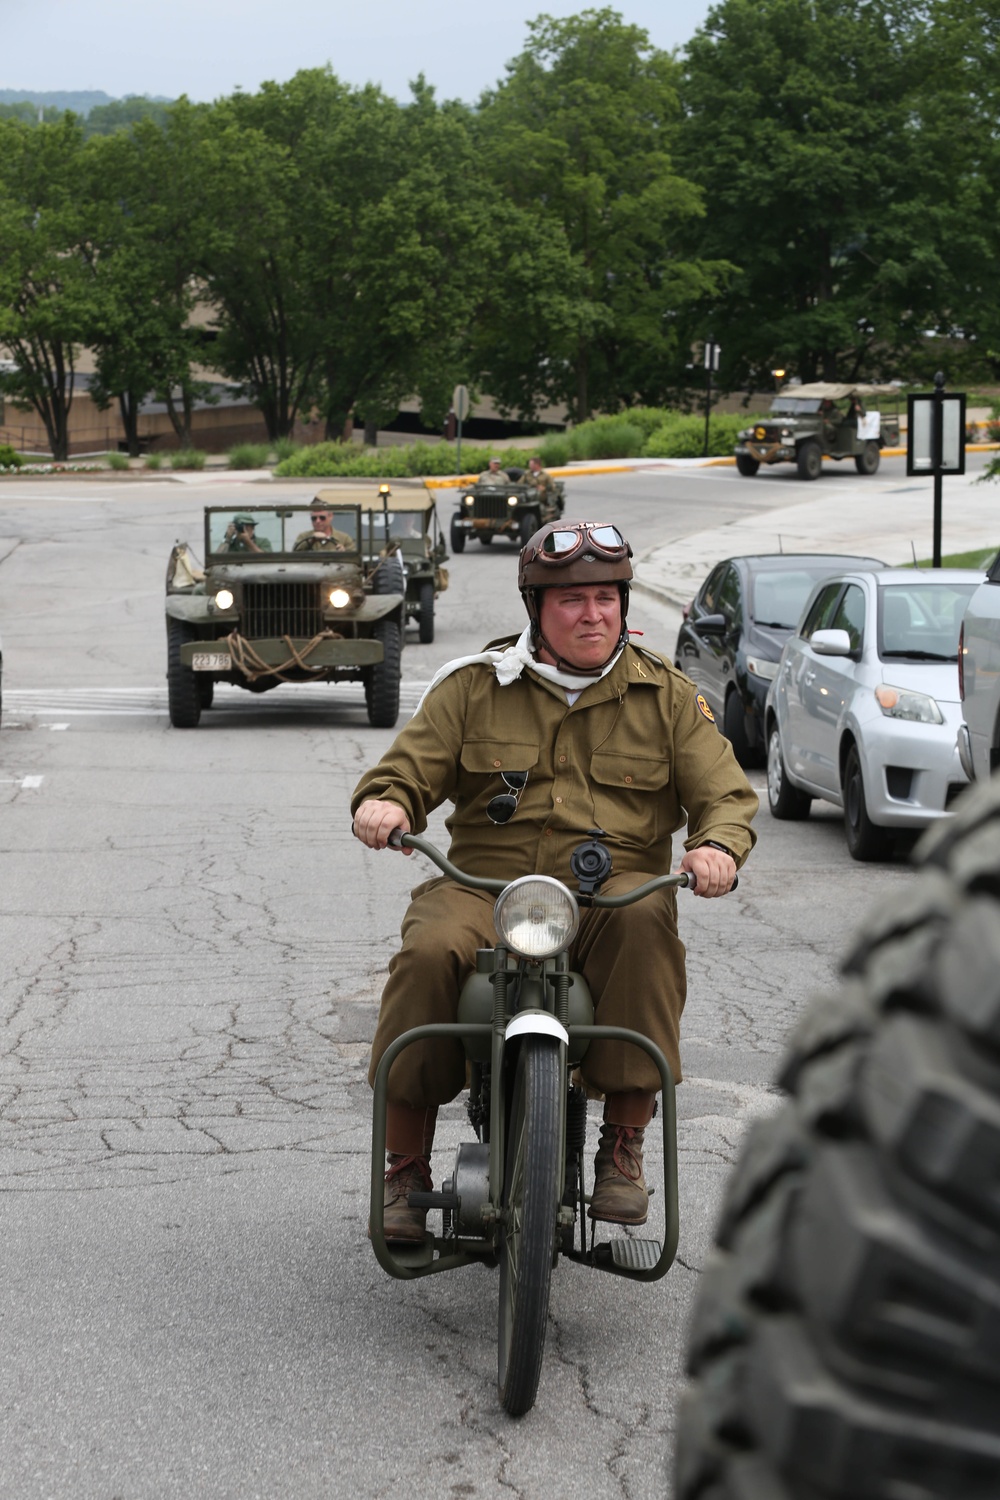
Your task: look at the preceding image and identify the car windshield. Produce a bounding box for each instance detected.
[878,582,979,661]
[206,507,362,555]
[753,566,851,629]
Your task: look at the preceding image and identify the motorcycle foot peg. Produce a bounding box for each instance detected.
[407,1189,459,1211]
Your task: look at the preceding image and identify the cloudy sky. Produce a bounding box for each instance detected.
[2,0,717,104]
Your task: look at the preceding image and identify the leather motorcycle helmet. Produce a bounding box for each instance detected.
[518,519,634,670]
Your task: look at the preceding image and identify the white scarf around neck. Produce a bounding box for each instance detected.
[417,625,624,710]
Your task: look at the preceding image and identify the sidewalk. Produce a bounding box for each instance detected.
[631,463,1000,608]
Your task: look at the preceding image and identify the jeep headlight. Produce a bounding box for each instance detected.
[875,684,944,724]
[214,588,234,610]
[494,876,580,960]
[507,494,518,506]
[463,493,474,507]
[328,587,351,608]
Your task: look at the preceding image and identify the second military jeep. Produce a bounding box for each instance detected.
[735,382,901,481]
[359,482,449,644]
[164,493,406,729]
[449,468,565,552]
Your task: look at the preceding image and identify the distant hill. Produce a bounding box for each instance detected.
[0,89,173,116]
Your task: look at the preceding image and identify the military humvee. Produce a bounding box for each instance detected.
[358,482,449,644]
[735,382,901,481]
[164,491,405,729]
[449,467,565,552]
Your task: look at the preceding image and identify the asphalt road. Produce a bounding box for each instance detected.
[0,464,931,1499]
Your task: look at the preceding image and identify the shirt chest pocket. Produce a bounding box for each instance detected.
[459,740,541,785]
[590,750,672,844]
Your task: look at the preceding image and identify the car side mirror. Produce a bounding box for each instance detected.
[696,612,728,636]
[810,628,853,656]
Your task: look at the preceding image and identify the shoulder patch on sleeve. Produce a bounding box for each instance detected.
[696,693,715,722]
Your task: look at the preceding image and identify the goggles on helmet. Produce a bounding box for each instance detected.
[534,523,629,564]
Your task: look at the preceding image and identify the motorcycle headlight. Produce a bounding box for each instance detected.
[494,876,580,960]
[214,588,234,610]
[875,683,944,724]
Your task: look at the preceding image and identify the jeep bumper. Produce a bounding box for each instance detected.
[180,637,385,670]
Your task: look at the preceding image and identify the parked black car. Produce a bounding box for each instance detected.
[674,553,884,765]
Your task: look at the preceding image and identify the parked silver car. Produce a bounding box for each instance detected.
[957,550,1000,781]
[765,568,983,859]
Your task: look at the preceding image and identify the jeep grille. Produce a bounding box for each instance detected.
[243,582,324,638]
[474,494,513,520]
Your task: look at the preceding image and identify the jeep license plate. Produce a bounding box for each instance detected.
[192,652,231,671]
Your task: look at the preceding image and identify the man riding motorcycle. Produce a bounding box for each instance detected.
[352,519,758,1240]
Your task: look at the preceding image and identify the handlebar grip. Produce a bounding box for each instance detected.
[387,828,413,851]
[685,871,739,893]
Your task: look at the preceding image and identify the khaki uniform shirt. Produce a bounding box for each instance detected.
[477,469,510,486]
[293,528,354,551]
[352,641,757,881]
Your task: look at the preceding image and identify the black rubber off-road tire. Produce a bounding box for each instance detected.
[450,519,466,554]
[498,1038,561,1417]
[855,441,881,475]
[735,454,760,477]
[417,580,435,644]
[518,511,540,547]
[797,440,822,480]
[166,617,201,728]
[365,618,401,728]
[675,776,1000,1500]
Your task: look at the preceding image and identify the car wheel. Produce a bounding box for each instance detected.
[166,617,201,728]
[854,441,880,475]
[843,744,891,860]
[365,618,401,728]
[735,454,760,477]
[417,580,435,644]
[723,689,755,767]
[675,775,1000,1500]
[449,519,465,554]
[796,440,822,480]
[767,724,810,820]
[519,511,540,546]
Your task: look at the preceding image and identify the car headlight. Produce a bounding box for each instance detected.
[746,656,779,680]
[328,587,351,608]
[494,876,580,960]
[875,684,944,724]
[214,588,234,610]
[463,493,474,507]
[507,495,519,506]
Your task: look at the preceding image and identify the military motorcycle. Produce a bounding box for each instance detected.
[370,829,730,1416]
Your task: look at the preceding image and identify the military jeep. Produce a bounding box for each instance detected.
[735,382,901,481]
[359,482,449,644]
[449,468,565,552]
[164,494,405,729]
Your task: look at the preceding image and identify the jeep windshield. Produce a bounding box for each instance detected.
[206,505,363,556]
[768,398,823,415]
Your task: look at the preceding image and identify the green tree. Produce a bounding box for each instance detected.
[675,0,989,389]
[0,118,96,459]
[475,7,728,421]
[83,106,216,453]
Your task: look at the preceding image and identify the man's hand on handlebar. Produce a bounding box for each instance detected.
[353,798,412,854]
[679,845,737,898]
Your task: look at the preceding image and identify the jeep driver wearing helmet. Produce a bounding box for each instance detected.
[352,519,757,1242]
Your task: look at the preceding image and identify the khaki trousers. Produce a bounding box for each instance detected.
[368,873,686,1107]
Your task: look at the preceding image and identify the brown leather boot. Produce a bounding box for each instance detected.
[380,1153,432,1243]
[588,1123,648,1225]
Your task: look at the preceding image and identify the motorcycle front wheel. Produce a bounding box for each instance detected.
[497,1038,561,1416]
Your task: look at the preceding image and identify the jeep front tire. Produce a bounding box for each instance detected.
[166,617,201,728]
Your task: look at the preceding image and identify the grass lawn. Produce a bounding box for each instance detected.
[912,544,998,569]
